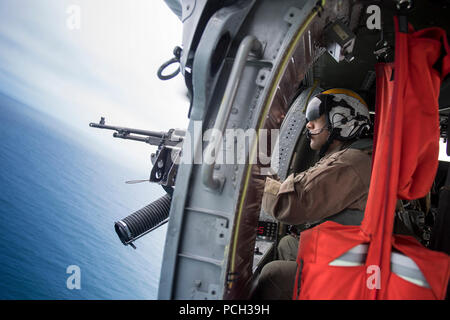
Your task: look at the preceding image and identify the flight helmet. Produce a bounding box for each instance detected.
[306,88,371,141]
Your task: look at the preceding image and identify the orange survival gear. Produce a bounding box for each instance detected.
[293,15,450,300]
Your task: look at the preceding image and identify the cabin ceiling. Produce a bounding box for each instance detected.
[314,0,450,113]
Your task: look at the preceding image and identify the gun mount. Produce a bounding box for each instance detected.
[89,117,186,248]
[89,117,185,188]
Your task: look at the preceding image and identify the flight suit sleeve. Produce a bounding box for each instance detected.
[262,175,294,222]
[261,159,368,225]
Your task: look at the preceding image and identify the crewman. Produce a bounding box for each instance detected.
[253,88,373,299]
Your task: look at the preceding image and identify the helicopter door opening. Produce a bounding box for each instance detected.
[157,0,450,300]
[252,85,322,276]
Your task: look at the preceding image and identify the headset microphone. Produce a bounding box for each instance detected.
[306,126,327,139]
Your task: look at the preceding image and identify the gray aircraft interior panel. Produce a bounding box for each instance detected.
[173,257,223,299]
[159,0,359,299]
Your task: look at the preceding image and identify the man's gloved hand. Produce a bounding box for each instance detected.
[261,173,296,222]
[261,176,282,218]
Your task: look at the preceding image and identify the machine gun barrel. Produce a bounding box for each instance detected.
[89,118,183,147]
[89,122,166,138]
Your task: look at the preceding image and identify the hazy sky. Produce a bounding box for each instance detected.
[0,0,189,173]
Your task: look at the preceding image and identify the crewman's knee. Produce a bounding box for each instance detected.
[277,235,299,261]
[258,261,281,283]
[254,260,297,300]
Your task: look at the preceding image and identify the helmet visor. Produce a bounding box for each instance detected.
[305,97,323,122]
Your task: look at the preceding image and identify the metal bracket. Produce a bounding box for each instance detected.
[255,68,271,87]
[283,4,311,30]
[181,0,196,22]
[192,283,220,300]
[150,146,181,187]
[215,218,228,245]
[283,6,303,25]
[324,19,356,63]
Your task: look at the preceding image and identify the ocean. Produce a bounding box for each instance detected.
[0,93,167,299]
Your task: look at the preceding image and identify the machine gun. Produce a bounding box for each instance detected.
[89,117,185,188]
[89,117,185,249]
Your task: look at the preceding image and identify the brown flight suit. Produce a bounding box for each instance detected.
[253,139,372,299]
